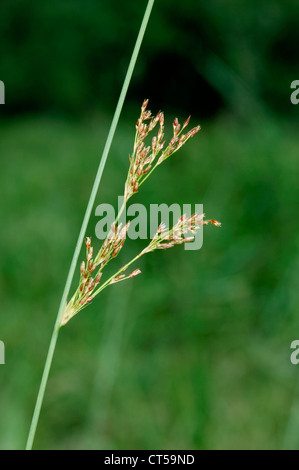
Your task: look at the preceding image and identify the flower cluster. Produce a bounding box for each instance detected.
[94,221,131,267]
[101,213,221,291]
[124,99,201,201]
[61,100,220,327]
[142,213,219,253]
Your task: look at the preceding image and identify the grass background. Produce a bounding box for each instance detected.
[0,0,299,450]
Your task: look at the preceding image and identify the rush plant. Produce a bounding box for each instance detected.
[25,0,220,450]
[61,99,220,326]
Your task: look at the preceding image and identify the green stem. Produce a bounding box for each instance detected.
[25,319,61,450]
[25,0,156,450]
[93,252,142,297]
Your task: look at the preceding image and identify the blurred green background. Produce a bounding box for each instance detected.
[1,0,299,450]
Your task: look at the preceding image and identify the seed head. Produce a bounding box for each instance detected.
[110,274,126,284]
[87,247,93,261]
[95,272,103,285]
[182,115,191,130]
[129,269,141,278]
[209,219,221,227]
[85,237,92,249]
[141,99,149,113]
[80,261,87,278]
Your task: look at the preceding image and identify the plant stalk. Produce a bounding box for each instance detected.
[25,0,155,450]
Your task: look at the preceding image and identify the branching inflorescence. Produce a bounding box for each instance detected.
[61,100,221,326]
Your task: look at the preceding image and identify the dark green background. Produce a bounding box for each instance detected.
[0,0,299,449]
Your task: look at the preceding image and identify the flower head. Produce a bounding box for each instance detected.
[61,100,220,327]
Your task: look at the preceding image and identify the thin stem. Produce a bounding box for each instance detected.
[93,252,142,297]
[25,0,156,450]
[138,159,160,186]
[25,320,60,450]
